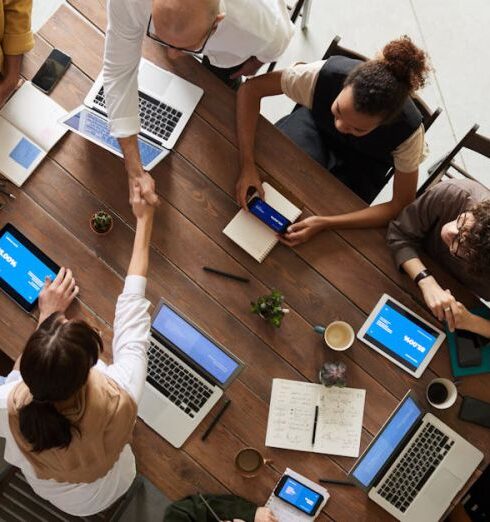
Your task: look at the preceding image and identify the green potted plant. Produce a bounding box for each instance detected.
[90,210,113,235]
[251,290,289,328]
[319,361,347,387]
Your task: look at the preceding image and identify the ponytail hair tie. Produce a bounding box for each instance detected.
[32,397,51,405]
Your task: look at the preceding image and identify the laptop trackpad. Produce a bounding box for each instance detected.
[427,469,461,506]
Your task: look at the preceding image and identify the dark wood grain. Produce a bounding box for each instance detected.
[0,4,485,521]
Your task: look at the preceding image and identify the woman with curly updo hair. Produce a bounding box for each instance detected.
[235,36,432,246]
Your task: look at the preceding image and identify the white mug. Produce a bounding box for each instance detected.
[426,378,457,409]
[314,321,355,351]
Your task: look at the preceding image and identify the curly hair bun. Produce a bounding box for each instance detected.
[382,35,430,93]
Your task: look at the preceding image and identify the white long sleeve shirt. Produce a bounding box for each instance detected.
[0,275,151,516]
[103,0,294,137]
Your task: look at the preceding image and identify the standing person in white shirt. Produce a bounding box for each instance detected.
[0,186,154,516]
[103,0,294,207]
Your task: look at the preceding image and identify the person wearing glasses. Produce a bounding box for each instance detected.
[0,0,34,106]
[103,0,294,207]
[387,179,490,337]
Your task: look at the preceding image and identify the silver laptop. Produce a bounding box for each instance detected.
[84,57,203,150]
[349,391,483,522]
[138,299,244,448]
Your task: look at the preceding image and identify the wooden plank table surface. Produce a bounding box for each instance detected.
[0,3,488,521]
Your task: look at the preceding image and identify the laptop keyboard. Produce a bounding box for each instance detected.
[147,341,213,418]
[378,423,455,513]
[93,87,183,142]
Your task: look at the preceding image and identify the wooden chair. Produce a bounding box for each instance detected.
[0,466,143,521]
[416,124,490,196]
[323,36,442,132]
[266,0,313,72]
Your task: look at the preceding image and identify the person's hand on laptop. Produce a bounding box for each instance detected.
[236,163,264,210]
[38,267,79,325]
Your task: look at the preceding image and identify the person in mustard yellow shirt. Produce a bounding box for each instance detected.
[0,0,34,106]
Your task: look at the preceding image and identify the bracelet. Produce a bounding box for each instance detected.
[414,269,431,286]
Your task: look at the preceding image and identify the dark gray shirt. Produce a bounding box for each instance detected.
[387,179,490,300]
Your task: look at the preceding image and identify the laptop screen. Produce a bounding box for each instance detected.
[152,305,240,385]
[351,396,423,488]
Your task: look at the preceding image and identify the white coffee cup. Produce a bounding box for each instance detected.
[426,378,457,409]
[314,321,355,351]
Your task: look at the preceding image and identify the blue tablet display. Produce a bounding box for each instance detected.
[364,299,439,371]
[63,108,163,168]
[0,226,58,308]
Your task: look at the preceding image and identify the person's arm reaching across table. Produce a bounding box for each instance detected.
[103,0,158,207]
[103,185,155,403]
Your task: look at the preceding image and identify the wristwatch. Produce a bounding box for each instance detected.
[414,269,431,286]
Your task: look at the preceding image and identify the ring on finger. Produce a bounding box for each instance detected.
[444,307,451,312]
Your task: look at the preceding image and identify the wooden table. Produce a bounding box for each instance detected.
[1,3,488,520]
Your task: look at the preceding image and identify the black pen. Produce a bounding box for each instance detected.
[312,405,319,446]
[203,266,249,283]
[319,479,355,486]
[201,398,231,441]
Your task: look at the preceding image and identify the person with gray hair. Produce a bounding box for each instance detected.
[103,0,294,208]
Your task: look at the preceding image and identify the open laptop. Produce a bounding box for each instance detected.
[60,58,203,170]
[348,391,483,521]
[138,299,245,448]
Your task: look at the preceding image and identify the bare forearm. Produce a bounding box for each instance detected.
[2,54,22,84]
[319,201,405,231]
[467,316,490,338]
[118,135,142,175]
[236,82,261,168]
[128,215,153,277]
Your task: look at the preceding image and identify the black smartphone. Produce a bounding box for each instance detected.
[32,49,71,94]
[456,330,483,368]
[459,396,490,429]
[273,475,324,516]
[247,196,291,234]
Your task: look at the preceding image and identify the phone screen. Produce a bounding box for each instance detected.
[456,330,482,367]
[247,197,291,234]
[274,476,323,516]
[32,49,71,94]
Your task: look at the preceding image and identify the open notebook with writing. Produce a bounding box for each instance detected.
[0,82,67,186]
[223,182,302,263]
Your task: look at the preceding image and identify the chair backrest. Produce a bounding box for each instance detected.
[416,124,490,196]
[323,36,442,133]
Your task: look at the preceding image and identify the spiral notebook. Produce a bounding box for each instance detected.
[223,182,302,262]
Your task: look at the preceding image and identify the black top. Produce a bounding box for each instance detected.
[311,56,423,167]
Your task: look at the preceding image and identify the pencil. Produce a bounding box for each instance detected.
[201,398,231,441]
[203,266,249,283]
[319,478,355,486]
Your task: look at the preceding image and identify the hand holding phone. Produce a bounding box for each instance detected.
[273,475,324,516]
[32,49,71,94]
[247,196,291,234]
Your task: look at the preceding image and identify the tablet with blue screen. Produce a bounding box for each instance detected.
[59,107,169,171]
[357,294,445,378]
[0,223,59,312]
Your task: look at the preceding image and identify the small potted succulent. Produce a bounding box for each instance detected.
[90,210,113,235]
[319,361,347,387]
[251,290,289,328]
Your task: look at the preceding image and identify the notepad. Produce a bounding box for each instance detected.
[266,379,365,458]
[0,82,67,186]
[223,182,302,262]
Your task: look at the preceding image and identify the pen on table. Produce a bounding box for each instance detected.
[201,397,231,441]
[202,266,249,283]
[0,188,15,199]
[311,405,319,446]
[319,478,355,486]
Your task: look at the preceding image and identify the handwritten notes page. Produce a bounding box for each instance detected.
[266,379,366,457]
